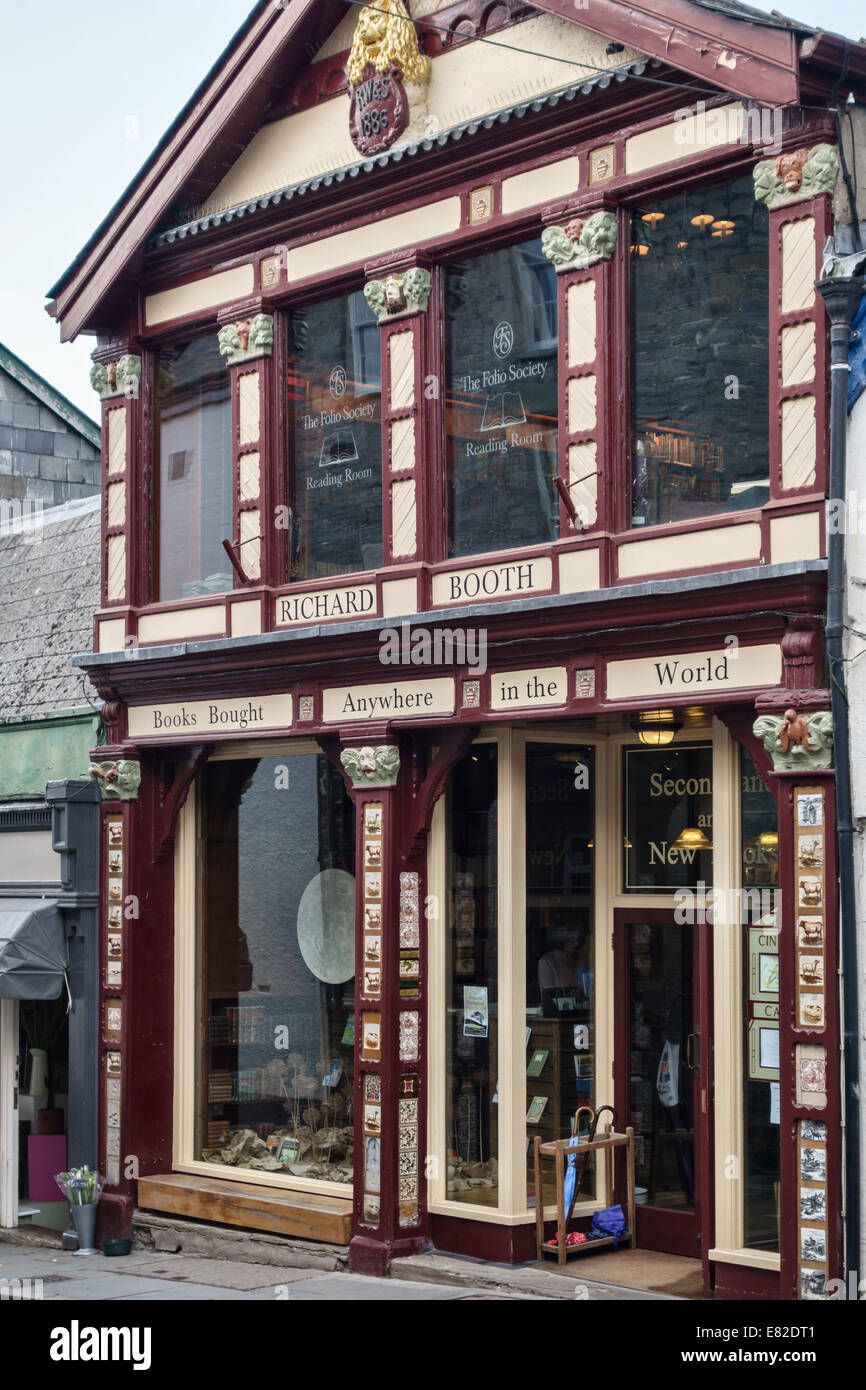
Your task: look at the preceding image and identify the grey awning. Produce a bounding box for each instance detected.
[0,899,67,999]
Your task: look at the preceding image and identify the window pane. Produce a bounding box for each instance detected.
[198,754,356,1185]
[155,337,232,600]
[445,239,558,558]
[525,744,595,1211]
[623,745,713,891]
[741,749,780,1251]
[631,174,770,527]
[287,291,382,579]
[446,745,498,1205]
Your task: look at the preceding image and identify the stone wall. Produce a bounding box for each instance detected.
[0,366,100,507]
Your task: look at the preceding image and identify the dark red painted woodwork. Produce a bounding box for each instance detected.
[712,1260,782,1300]
[430,1212,537,1264]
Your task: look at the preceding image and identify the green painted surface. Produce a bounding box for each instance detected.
[0,710,102,800]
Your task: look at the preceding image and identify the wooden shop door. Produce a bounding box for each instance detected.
[613,910,713,1266]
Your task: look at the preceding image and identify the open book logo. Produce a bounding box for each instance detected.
[481,391,526,431]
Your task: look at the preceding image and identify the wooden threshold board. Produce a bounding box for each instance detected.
[137,1174,352,1245]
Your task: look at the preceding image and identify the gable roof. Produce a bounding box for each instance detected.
[0,341,100,447]
[46,0,866,344]
[0,496,101,721]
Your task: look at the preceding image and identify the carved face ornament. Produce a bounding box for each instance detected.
[565,218,585,245]
[774,149,808,192]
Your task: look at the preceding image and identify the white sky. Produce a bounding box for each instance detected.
[2,0,864,424]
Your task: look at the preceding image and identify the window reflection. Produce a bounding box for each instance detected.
[525,745,595,1209]
[199,755,356,1185]
[445,239,559,559]
[445,746,498,1205]
[286,291,382,580]
[154,336,232,600]
[631,174,770,527]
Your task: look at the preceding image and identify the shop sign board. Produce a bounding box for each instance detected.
[490,666,568,710]
[432,557,552,607]
[322,676,455,723]
[276,584,377,627]
[128,693,294,739]
[606,642,781,700]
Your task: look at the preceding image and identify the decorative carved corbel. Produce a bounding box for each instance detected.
[753,144,838,209]
[217,313,274,365]
[90,354,141,399]
[364,267,432,322]
[752,708,834,771]
[88,759,142,800]
[340,745,401,787]
[152,745,213,864]
[541,211,618,272]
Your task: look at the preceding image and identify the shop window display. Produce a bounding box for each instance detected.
[525,744,595,1208]
[154,335,232,601]
[198,754,356,1183]
[444,239,558,559]
[445,745,498,1204]
[741,748,780,1251]
[623,744,714,892]
[631,173,770,527]
[286,290,382,580]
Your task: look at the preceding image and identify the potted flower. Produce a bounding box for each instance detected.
[55,1166,102,1255]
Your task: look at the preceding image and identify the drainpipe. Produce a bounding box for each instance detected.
[816,273,864,1291]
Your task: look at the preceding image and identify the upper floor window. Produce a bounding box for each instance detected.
[154,335,232,601]
[630,173,770,528]
[286,290,382,581]
[444,238,559,559]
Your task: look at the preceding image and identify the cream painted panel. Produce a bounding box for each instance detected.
[490,667,568,710]
[568,441,598,527]
[238,370,260,445]
[145,266,254,327]
[780,396,817,490]
[98,617,127,653]
[322,677,455,723]
[381,577,419,618]
[617,522,762,579]
[625,103,744,174]
[230,599,263,637]
[432,555,552,605]
[107,407,126,475]
[0,831,58,884]
[239,508,262,580]
[567,281,596,369]
[129,693,293,740]
[769,510,821,564]
[209,15,643,213]
[781,322,816,387]
[106,480,126,527]
[106,534,126,602]
[389,333,415,411]
[138,605,225,644]
[391,478,417,558]
[568,374,597,433]
[390,415,415,472]
[238,451,260,502]
[607,642,781,700]
[780,218,816,314]
[288,200,460,282]
[501,156,579,215]
[558,547,600,593]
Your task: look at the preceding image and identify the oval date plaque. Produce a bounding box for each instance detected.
[350,62,408,156]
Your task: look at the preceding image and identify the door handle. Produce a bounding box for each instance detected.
[685,1032,700,1071]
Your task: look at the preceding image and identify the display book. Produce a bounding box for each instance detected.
[524,1014,593,1144]
[201,995,355,1183]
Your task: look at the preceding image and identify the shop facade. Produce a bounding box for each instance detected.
[47,0,866,1298]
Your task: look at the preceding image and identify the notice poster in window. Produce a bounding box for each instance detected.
[463,985,489,1038]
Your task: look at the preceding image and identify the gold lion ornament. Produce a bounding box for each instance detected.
[347,0,431,87]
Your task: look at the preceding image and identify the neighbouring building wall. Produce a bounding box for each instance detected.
[0,350,100,511]
[844,384,866,1277]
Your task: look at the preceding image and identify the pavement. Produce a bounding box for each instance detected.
[0,1239,674,1301]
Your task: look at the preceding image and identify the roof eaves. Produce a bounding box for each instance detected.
[153,57,660,248]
